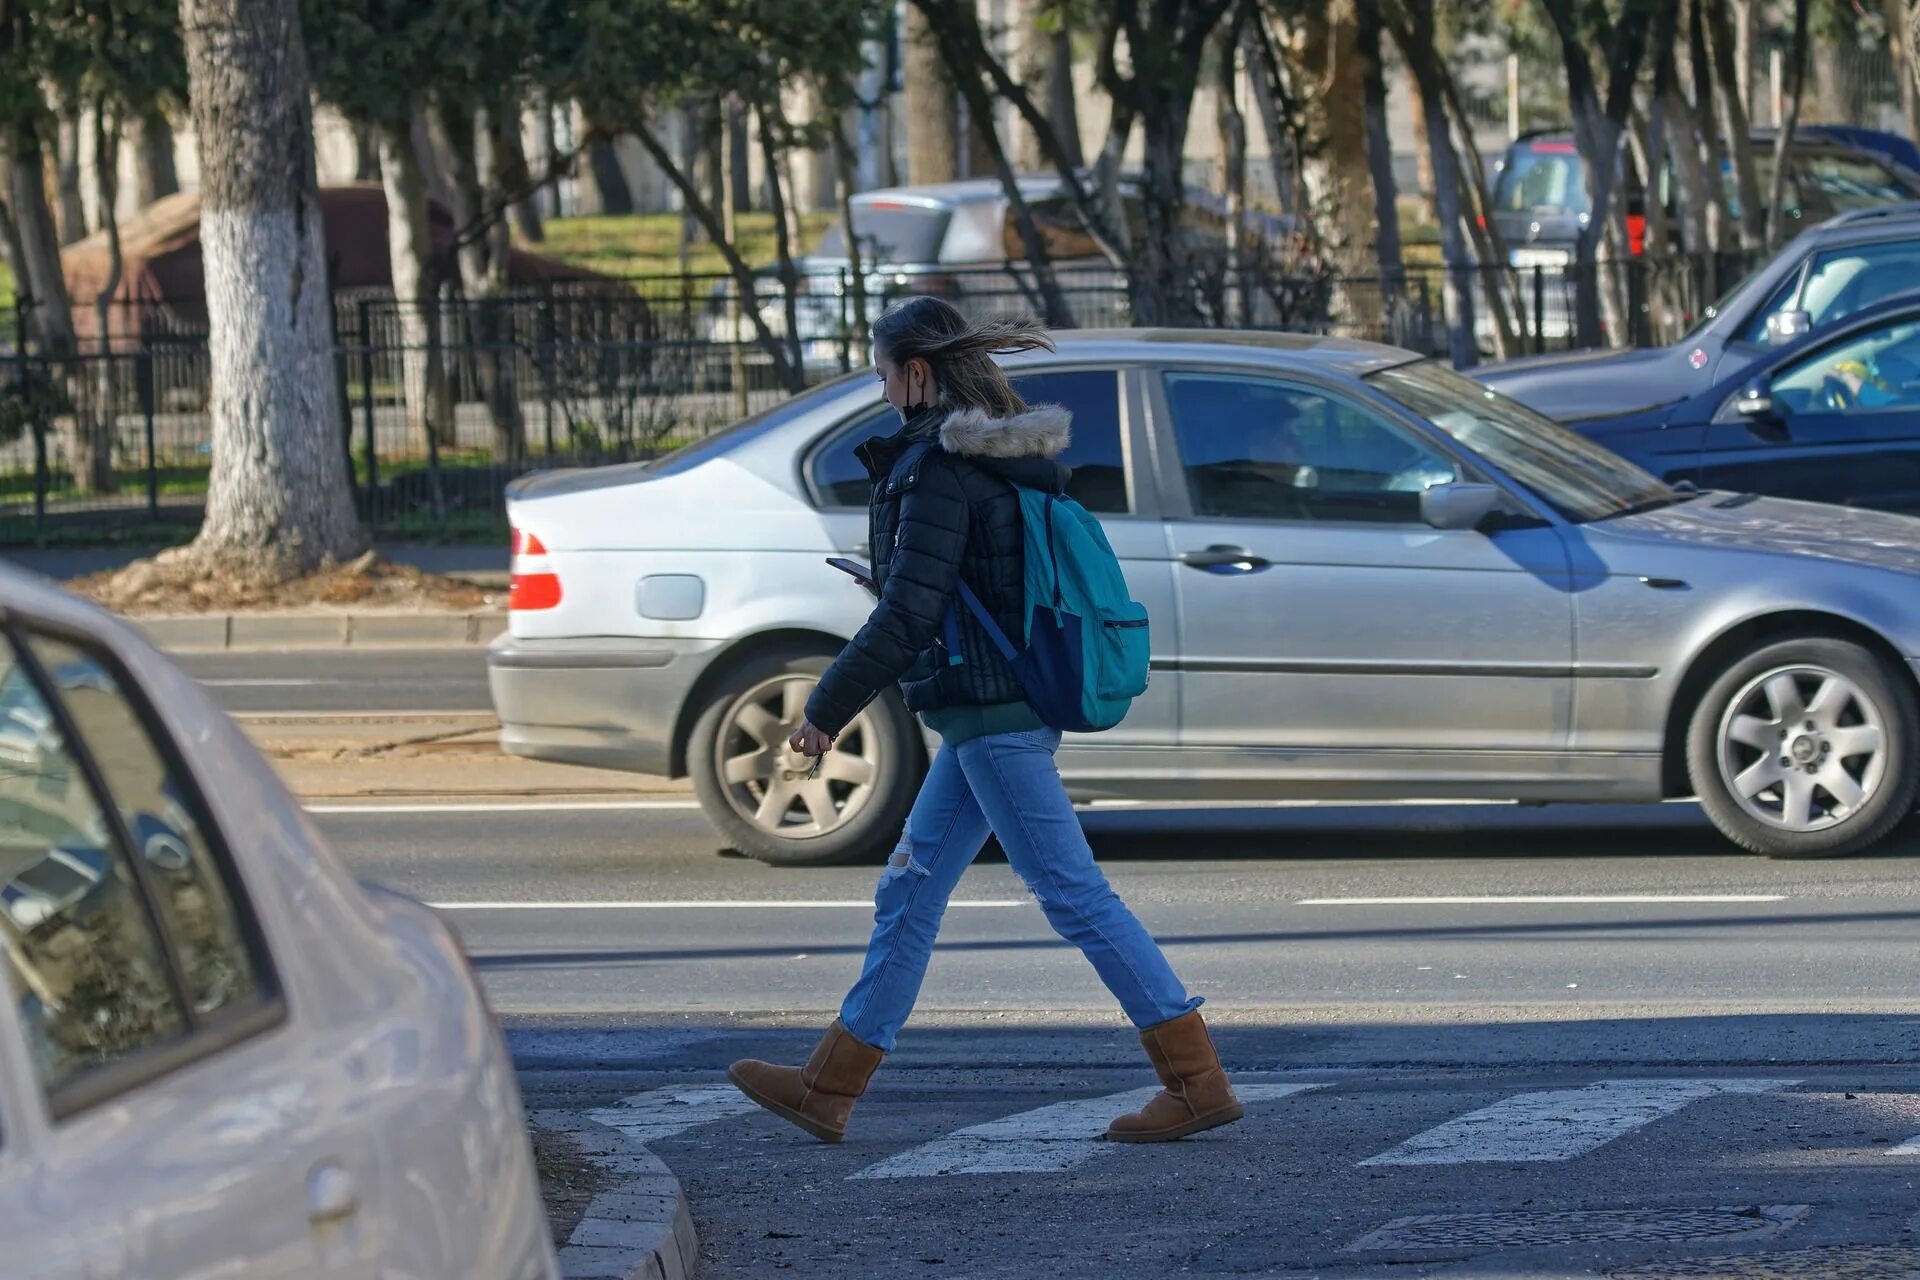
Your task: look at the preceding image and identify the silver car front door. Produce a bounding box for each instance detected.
[1152,367,1576,790]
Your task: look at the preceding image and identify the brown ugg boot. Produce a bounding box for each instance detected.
[728,1021,885,1143]
[1105,1009,1243,1143]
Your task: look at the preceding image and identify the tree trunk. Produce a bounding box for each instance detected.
[1047,24,1082,170]
[1767,0,1811,249]
[1707,0,1765,249]
[182,0,366,573]
[0,159,28,306]
[1733,0,1757,120]
[1243,18,1293,216]
[495,101,544,243]
[584,132,634,214]
[1689,0,1731,259]
[963,5,999,182]
[132,107,179,206]
[1407,64,1437,225]
[534,103,561,219]
[756,97,805,381]
[1299,0,1374,275]
[697,96,725,230]
[379,117,455,452]
[1660,26,1711,257]
[830,126,871,367]
[904,1,960,185]
[1417,70,1473,366]
[441,99,525,463]
[1891,0,1920,147]
[728,98,752,213]
[55,96,88,245]
[83,104,122,496]
[1216,22,1251,327]
[1359,0,1405,338]
[5,121,77,357]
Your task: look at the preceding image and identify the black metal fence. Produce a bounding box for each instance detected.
[0,249,1749,546]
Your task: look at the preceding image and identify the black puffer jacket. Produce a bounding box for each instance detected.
[805,403,1071,736]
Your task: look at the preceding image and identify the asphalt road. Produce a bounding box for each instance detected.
[177,646,492,713]
[324,799,1920,1277]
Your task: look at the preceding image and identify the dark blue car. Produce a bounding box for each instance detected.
[1564,292,1920,515]
[1478,204,1920,421]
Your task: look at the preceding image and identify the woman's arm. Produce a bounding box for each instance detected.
[804,462,969,736]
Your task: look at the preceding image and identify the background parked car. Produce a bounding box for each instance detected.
[705,176,1299,364]
[491,331,1920,868]
[1489,127,1920,269]
[1560,291,1920,514]
[0,567,556,1280]
[1477,203,1920,419]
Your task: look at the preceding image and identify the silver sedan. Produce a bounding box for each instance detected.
[490,332,1920,863]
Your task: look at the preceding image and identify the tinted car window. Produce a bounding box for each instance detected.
[1770,318,1920,413]
[809,369,1130,513]
[1740,238,1920,344]
[0,639,187,1098]
[1495,147,1588,216]
[25,637,266,1020]
[1164,372,1457,523]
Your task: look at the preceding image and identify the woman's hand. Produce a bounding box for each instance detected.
[789,720,835,757]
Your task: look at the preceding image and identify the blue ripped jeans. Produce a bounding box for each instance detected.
[838,726,1201,1051]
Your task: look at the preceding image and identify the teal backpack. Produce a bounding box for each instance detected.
[942,489,1150,733]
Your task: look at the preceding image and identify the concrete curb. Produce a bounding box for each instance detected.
[530,1109,699,1280]
[133,611,507,651]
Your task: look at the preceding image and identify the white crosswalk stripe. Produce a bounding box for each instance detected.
[848,1082,1327,1179]
[586,1084,763,1145]
[1360,1077,1799,1167]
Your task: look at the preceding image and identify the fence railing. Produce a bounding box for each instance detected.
[0,249,1747,546]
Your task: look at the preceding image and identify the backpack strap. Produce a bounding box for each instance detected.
[947,578,1021,665]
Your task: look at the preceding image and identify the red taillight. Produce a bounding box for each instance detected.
[1626,213,1647,256]
[509,573,562,610]
[1475,213,1486,230]
[508,527,560,610]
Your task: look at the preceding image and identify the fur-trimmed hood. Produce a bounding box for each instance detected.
[936,404,1072,460]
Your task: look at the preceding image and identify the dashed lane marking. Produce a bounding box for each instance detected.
[1360,1078,1799,1166]
[847,1082,1326,1179]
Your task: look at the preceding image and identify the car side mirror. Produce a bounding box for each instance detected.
[1732,383,1776,418]
[1420,482,1504,532]
[1765,309,1812,346]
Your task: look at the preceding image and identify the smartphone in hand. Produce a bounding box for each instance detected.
[826,556,878,595]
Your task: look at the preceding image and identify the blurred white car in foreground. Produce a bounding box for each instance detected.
[0,564,555,1279]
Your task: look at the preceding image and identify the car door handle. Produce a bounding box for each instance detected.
[307,1163,360,1227]
[1179,545,1271,573]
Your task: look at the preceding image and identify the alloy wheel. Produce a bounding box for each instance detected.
[713,674,881,839]
[1716,664,1889,832]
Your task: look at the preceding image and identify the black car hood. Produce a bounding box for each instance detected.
[1475,344,1703,420]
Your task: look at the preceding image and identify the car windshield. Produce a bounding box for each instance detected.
[1494,147,1588,215]
[810,204,952,263]
[1365,361,1677,522]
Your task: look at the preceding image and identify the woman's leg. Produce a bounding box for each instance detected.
[838,741,993,1050]
[954,728,1200,1029]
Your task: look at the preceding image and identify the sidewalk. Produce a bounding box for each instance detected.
[241,713,689,800]
[1,542,509,588]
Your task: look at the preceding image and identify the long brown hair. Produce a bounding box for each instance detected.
[871,296,1054,418]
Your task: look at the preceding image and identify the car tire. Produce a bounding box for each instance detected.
[689,647,923,866]
[1686,636,1919,859]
